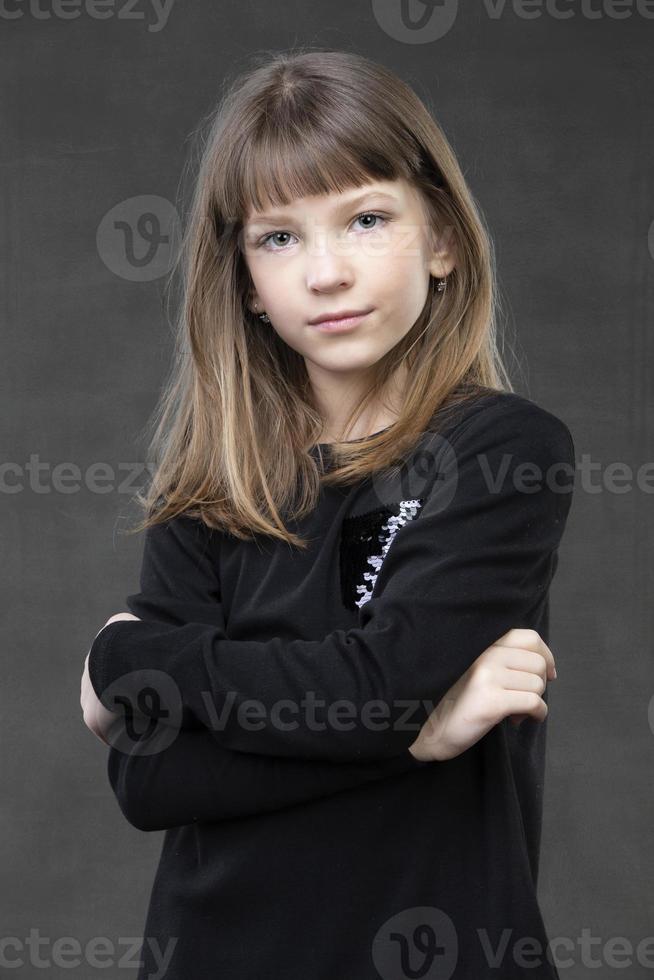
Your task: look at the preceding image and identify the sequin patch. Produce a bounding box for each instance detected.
[339,500,424,610]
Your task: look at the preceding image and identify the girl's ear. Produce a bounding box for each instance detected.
[427,224,457,280]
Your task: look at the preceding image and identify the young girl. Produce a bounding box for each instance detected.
[81,49,575,979]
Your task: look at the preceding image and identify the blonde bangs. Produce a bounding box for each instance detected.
[231,131,393,221]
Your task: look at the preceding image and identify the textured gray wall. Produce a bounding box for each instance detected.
[2,4,652,978]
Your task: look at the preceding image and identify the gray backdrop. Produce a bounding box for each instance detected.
[2,3,653,978]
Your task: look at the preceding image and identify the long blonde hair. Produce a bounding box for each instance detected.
[129,47,518,548]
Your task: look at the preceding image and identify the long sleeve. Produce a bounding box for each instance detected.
[104,516,427,832]
[108,725,425,832]
[90,398,576,763]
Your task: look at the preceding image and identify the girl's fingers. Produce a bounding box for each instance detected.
[498,666,546,694]
[500,689,549,723]
[494,645,552,684]
[498,667,547,695]
[493,629,556,680]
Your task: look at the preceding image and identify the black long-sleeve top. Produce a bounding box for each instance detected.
[88,388,576,980]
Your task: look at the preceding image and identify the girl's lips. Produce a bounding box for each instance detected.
[310,311,372,333]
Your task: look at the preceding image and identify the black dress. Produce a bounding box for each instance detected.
[89,389,575,980]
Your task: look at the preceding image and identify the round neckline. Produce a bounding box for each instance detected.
[315,423,395,449]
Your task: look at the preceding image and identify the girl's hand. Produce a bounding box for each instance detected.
[80,613,140,746]
[408,628,556,762]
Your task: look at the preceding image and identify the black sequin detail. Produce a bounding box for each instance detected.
[339,501,423,611]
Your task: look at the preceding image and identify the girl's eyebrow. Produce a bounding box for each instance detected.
[245,190,400,227]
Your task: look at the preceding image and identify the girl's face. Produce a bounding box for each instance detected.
[242,177,455,380]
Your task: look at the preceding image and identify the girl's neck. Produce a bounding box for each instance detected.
[314,366,408,445]
[317,409,399,445]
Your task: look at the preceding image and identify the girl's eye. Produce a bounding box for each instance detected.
[352,211,388,232]
[257,211,389,251]
[260,231,295,250]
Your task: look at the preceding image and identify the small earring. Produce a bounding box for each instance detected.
[253,304,270,324]
[436,277,447,293]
